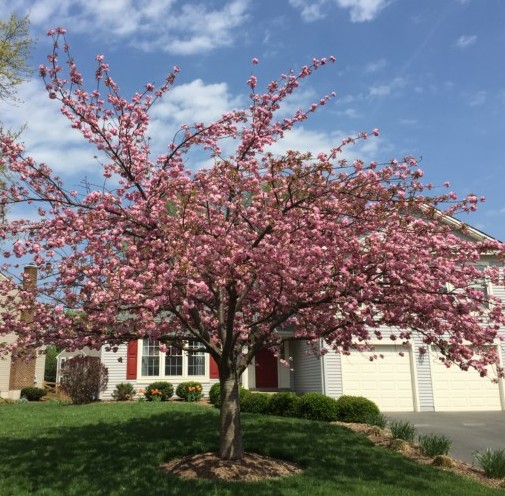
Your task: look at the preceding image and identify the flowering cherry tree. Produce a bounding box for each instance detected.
[1,30,504,460]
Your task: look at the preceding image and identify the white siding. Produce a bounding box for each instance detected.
[292,341,323,394]
[413,333,434,411]
[101,344,218,400]
[322,346,343,398]
[100,345,127,399]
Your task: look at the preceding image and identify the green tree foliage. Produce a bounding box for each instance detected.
[0,14,32,104]
[43,345,60,382]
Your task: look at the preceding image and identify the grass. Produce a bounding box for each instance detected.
[0,401,502,496]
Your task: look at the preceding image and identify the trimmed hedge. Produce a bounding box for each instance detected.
[209,387,383,426]
[298,392,339,422]
[268,391,300,417]
[20,387,47,401]
[209,382,220,406]
[175,381,203,402]
[241,392,271,414]
[208,383,251,408]
[144,381,173,401]
[335,395,380,423]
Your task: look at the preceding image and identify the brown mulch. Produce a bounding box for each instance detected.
[333,421,505,490]
[160,451,302,481]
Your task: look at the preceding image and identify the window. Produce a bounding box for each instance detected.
[140,339,206,378]
[165,346,183,376]
[142,339,160,376]
[188,341,206,376]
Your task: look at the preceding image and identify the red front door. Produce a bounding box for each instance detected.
[255,349,278,388]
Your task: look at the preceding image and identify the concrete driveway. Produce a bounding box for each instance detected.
[386,412,505,464]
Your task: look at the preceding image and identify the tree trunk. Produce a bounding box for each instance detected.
[219,371,244,460]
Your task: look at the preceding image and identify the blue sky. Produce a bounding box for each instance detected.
[4,0,505,239]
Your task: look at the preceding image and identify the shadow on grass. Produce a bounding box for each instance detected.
[0,403,500,496]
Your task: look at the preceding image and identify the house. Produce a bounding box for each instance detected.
[0,266,46,400]
[57,220,505,412]
[55,347,101,382]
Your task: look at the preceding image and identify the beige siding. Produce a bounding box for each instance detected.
[34,349,46,388]
[0,333,16,394]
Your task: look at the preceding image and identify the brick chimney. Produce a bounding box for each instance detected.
[9,265,39,390]
[22,265,38,292]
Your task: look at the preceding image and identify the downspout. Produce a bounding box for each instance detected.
[320,338,326,395]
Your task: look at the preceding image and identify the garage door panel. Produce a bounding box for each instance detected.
[431,348,503,411]
[341,345,415,412]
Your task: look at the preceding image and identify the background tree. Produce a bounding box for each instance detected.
[0,13,32,223]
[0,30,503,460]
[0,14,32,104]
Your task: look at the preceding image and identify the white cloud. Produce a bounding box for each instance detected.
[368,77,407,98]
[1,80,98,175]
[335,0,390,22]
[13,0,250,55]
[365,58,387,73]
[399,118,418,126]
[265,125,384,165]
[290,0,390,22]
[337,108,362,119]
[148,79,244,153]
[289,0,328,22]
[468,90,486,107]
[0,76,246,179]
[455,34,477,48]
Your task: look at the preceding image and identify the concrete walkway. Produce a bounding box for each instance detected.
[386,411,505,464]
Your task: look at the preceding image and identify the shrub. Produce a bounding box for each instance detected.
[241,392,271,414]
[474,448,505,479]
[389,420,416,443]
[209,382,220,406]
[268,392,300,417]
[298,393,339,422]
[335,395,380,423]
[20,387,47,401]
[60,356,108,405]
[144,381,173,401]
[418,433,452,457]
[208,384,251,408]
[176,381,203,402]
[111,382,136,401]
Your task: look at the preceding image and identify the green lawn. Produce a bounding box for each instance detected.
[0,401,500,495]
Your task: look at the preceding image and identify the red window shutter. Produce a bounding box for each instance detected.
[209,356,219,379]
[126,341,138,380]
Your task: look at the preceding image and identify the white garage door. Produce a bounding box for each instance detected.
[431,349,503,411]
[341,345,415,412]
